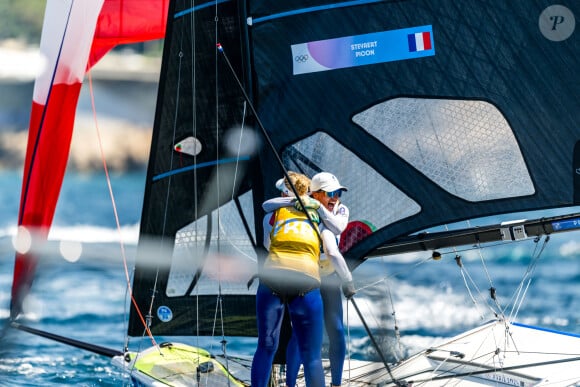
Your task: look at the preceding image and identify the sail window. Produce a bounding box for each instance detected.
[352,98,534,201]
[167,191,258,297]
[282,132,420,230]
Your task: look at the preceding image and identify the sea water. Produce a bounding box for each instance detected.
[0,171,579,386]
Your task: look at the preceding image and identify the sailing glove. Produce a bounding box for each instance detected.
[306,209,320,224]
[294,197,320,212]
[342,280,356,299]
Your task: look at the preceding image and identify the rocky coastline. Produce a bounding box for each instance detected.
[0,45,160,173]
[0,121,152,173]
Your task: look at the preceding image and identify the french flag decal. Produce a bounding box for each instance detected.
[408,31,432,52]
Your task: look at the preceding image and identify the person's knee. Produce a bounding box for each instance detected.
[259,335,278,352]
[327,324,345,341]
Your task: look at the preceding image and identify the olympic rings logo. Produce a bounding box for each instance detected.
[294,54,309,63]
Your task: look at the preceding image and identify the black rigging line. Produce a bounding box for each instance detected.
[350,298,404,386]
[216,43,319,234]
[217,42,405,387]
[234,196,258,248]
[11,321,123,358]
[185,213,213,296]
[284,145,325,175]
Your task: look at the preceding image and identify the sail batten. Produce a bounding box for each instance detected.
[250,0,386,25]
[152,156,251,181]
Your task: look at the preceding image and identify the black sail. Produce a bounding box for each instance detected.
[129,0,259,336]
[129,0,579,337]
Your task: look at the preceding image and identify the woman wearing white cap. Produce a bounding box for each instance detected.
[263,171,354,387]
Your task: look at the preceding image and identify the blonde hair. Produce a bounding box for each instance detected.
[285,171,310,198]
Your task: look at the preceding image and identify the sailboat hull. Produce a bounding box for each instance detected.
[377,320,580,387]
[111,320,580,386]
[285,321,580,386]
[111,342,249,386]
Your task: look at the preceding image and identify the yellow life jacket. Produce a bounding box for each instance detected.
[265,206,321,283]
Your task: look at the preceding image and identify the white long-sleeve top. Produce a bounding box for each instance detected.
[262,197,349,234]
[262,213,274,251]
[262,197,352,282]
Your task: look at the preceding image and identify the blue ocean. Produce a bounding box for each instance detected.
[0,170,579,386]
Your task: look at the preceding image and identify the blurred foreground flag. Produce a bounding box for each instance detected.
[12,0,168,319]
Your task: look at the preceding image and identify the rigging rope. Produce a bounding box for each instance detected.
[455,255,485,320]
[508,235,549,323]
[135,0,187,354]
[86,69,158,351]
[443,222,505,320]
[216,43,322,241]
[352,275,404,362]
[231,101,248,199]
[475,241,506,319]
[190,0,204,369]
[383,277,403,358]
[345,299,352,383]
[211,1,249,378]
[457,254,499,320]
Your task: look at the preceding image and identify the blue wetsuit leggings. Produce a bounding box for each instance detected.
[251,283,325,387]
[286,275,345,386]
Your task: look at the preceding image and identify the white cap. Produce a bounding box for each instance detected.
[310,172,347,192]
[275,178,294,197]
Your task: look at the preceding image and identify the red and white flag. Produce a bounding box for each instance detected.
[12,0,168,319]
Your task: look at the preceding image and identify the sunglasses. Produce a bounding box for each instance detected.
[321,190,342,198]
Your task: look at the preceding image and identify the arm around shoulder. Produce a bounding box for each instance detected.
[262,196,294,212]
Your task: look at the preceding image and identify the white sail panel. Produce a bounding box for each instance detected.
[353,98,534,202]
[283,132,421,230]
